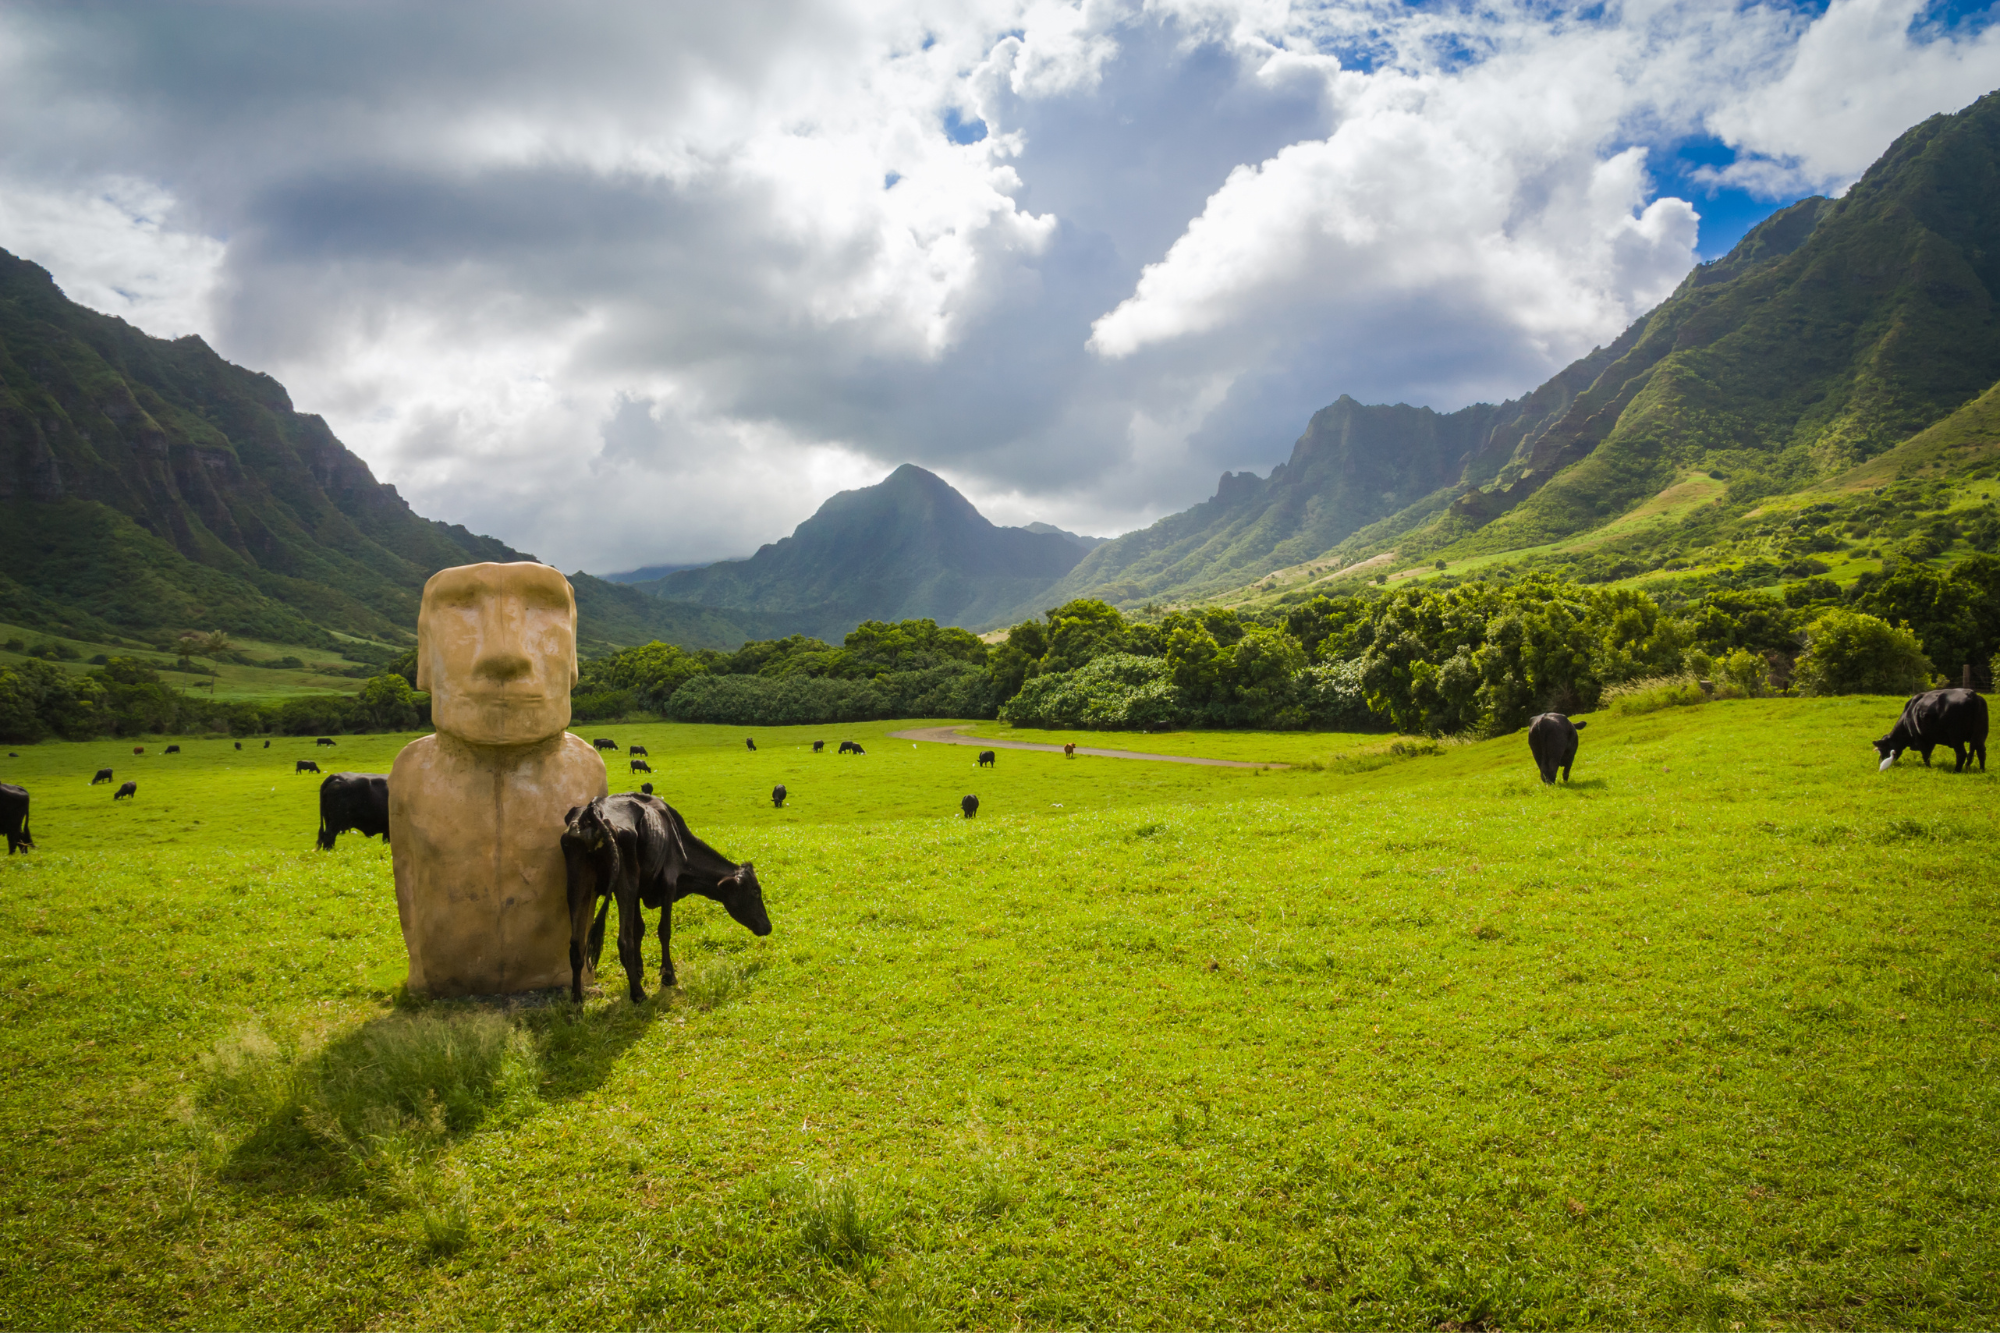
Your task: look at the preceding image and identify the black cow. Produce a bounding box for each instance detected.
[839,740,863,755]
[91,769,113,785]
[977,750,996,768]
[165,745,181,754]
[772,784,786,808]
[812,740,825,753]
[640,782,654,795]
[263,740,270,748]
[296,759,322,775]
[1,783,31,853]
[593,738,618,751]
[317,772,390,850]
[234,742,242,751]
[631,758,653,774]
[745,737,757,751]
[1875,688,1988,773]
[629,745,648,757]
[1527,713,1587,784]
[113,781,136,800]
[560,794,772,1003]
[961,793,978,819]
[316,737,336,747]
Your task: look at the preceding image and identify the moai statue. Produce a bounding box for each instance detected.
[388,563,608,996]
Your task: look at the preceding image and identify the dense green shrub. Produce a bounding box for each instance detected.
[1001,654,1181,729]
[1792,610,1933,696]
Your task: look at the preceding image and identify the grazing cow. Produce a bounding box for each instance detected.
[812,740,825,753]
[317,772,390,850]
[1527,713,1587,785]
[631,758,653,774]
[560,794,772,1003]
[263,740,270,748]
[961,793,978,819]
[165,745,181,754]
[132,747,144,755]
[771,784,786,808]
[629,745,648,757]
[640,782,654,795]
[977,750,996,768]
[1063,742,1076,759]
[316,737,336,747]
[234,742,242,751]
[745,737,757,751]
[296,759,322,775]
[838,740,863,755]
[1,783,31,853]
[91,769,113,785]
[593,738,618,751]
[1875,688,1988,773]
[113,781,136,800]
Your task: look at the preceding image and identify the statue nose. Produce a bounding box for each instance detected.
[473,652,534,684]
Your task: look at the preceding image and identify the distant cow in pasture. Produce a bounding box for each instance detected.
[234,742,241,751]
[1527,713,1587,785]
[745,737,757,751]
[631,759,653,774]
[315,737,336,747]
[1,783,32,853]
[164,745,180,754]
[977,750,996,768]
[593,738,618,751]
[296,759,322,775]
[132,747,144,755]
[771,785,786,808]
[1063,743,1076,759]
[629,745,648,757]
[263,741,270,749]
[812,740,825,753]
[961,794,978,819]
[91,769,113,785]
[1875,688,1988,772]
[838,740,862,755]
[113,781,136,800]
[560,794,772,1003]
[317,773,390,850]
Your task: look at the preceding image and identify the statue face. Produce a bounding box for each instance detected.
[418,563,577,746]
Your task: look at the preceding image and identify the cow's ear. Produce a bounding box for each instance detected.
[1573,720,1588,730]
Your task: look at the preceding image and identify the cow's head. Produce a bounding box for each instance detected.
[717,863,772,937]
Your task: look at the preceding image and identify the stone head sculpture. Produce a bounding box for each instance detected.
[417,562,578,747]
[388,562,607,997]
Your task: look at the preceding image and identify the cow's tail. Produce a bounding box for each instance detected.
[588,897,610,968]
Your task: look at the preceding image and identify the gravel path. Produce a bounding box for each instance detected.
[888,725,1285,769]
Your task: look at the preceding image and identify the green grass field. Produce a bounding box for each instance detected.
[0,702,1995,1329]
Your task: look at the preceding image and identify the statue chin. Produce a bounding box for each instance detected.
[434,693,570,748]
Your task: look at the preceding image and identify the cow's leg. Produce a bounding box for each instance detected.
[567,886,600,1004]
[1920,745,1935,767]
[617,887,647,1003]
[658,898,676,988]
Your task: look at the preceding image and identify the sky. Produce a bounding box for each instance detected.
[2,1,1998,574]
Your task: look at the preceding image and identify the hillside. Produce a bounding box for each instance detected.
[1049,89,2000,610]
[0,249,773,656]
[635,464,1092,637]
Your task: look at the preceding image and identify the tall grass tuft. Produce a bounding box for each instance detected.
[1603,673,1713,715]
[676,957,764,1012]
[794,1174,876,1265]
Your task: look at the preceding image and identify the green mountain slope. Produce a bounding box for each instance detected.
[638,464,1091,637]
[1053,89,2000,610]
[0,248,772,655]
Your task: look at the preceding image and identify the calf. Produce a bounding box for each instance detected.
[629,745,648,757]
[1875,688,1988,772]
[317,773,390,850]
[132,746,144,755]
[631,758,653,774]
[977,750,996,768]
[1527,713,1587,784]
[91,769,113,785]
[316,737,336,747]
[296,759,322,775]
[1063,742,1076,759]
[113,781,137,800]
[961,793,978,819]
[593,738,618,751]
[560,794,772,1003]
[745,737,757,752]
[812,740,825,754]
[165,745,181,754]
[0,783,31,853]
[771,784,787,808]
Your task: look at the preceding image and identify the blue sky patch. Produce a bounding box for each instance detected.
[943,107,988,145]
